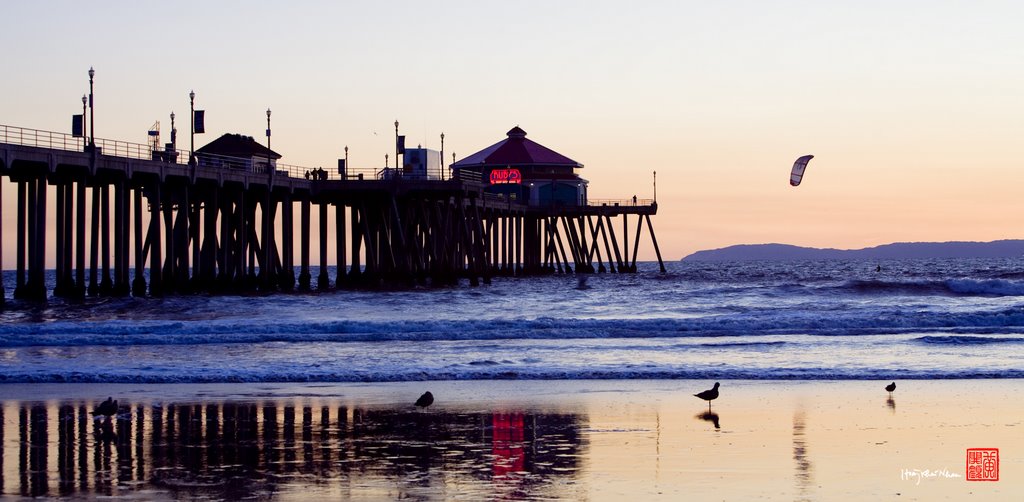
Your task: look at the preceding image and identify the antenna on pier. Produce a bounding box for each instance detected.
[147,121,160,152]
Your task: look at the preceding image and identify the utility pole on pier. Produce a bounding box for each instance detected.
[81,95,87,145]
[88,67,95,149]
[189,90,196,165]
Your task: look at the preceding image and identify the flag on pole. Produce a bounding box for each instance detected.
[397,135,406,154]
[193,110,206,134]
[337,158,347,176]
[72,115,84,137]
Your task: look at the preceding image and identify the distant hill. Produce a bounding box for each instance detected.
[681,240,1024,262]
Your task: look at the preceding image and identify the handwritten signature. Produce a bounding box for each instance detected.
[901,468,962,485]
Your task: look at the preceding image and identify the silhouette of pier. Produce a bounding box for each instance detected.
[0,123,664,302]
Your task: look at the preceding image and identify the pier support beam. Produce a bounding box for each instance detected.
[75,179,86,297]
[201,188,219,290]
[335,203,346,288]
[350,203,362,282]
[298,198,311,290]
[113,179,130,296]
[149,184,164,296]
[280,195,294,291]
[54,181,67,296]
[318,202,330,290]
[100,185,112,294]
[88,185,99,296]
[27,176,47,300]
[132,187,146,296]
[15,180,26,298]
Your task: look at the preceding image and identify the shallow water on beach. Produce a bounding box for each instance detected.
[0,380,1020,500]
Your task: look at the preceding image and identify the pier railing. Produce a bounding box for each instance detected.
[0,123,456,182]
[588,198,654,207]
[2,124,656,205]
[1,124,88,152]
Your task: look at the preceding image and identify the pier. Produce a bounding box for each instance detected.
[0,123,664,303]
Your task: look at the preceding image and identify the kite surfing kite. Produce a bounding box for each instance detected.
[789,155,814,186]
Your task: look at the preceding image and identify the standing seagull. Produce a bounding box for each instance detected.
[694,382,720,412]
[885,382,896,397]
[415,391,434,409]
[91,397,118,418]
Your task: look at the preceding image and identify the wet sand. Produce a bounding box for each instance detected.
[0,380,1020,500]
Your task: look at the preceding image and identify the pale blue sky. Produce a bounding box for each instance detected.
[3,1,1024,261]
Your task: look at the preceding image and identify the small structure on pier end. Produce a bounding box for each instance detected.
[195,133,281,173]
[452,127,588,207]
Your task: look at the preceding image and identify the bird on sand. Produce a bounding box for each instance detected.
[415,391,434,409]
[885,382,896,397]
[91,397,118,418]
[694,382,720,412]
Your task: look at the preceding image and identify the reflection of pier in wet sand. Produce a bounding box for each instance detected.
[0,399,584,499]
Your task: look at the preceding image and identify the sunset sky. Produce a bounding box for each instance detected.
[3,1,1023,264]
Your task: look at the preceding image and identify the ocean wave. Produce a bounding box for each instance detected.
[913,335,1024,345]
[5,309,1024,347]
[837,279,1024,297]
[695,341,788,348]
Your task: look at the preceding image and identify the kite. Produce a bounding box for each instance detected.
[790,155,814,186]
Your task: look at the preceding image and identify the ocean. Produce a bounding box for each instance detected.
[2,257,1024,383]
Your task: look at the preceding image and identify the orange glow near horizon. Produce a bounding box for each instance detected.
[3,2,1024,265]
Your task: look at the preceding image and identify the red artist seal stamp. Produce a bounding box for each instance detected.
[966,448,999,481]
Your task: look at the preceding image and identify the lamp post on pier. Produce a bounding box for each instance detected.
[266,108,272,175]
[81,94,87,145]
[440,132,445,180]
[87,67,95,149]
[653,170,657,205]
[170,111,176,154]
[189,90,195,165]
[262,107,273,290]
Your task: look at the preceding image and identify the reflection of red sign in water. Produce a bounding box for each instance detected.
[966,448,999,481]
[489,168,522,184]
[493,412,525,478]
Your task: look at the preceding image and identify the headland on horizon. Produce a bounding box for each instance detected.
[681,239,1024,262]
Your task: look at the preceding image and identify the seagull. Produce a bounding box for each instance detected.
[694,382,720,412]
[885,382,896,397]
[414,391,434,409]
[91,397,118,418]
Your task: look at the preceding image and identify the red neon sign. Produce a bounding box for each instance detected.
[489,168,522,184]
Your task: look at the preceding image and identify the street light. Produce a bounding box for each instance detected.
[266,108,272,175]
[81,94,87,143]
[170,111,176,153]
[88,67,95,149]
[189,90,195,165]
[440,132,445,180]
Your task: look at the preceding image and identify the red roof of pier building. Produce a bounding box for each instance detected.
[452,127,582,169]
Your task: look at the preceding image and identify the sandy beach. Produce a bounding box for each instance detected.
[1,379,1020,500]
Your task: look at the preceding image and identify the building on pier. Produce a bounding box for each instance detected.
[195,133,281,174]
[452,127,588,207]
